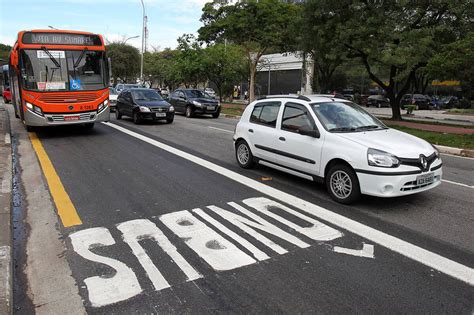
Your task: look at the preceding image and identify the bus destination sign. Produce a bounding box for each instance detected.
[22,32,102,46]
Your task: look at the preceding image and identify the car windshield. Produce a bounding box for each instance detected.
[184,89,212,99]
[311,101,387,132]
[20,49,107,91]
[132,89,163,101]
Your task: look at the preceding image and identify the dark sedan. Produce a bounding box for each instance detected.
[401,94,431,110]
[366,95,390,108]
[169,89,220,118]
[115,88,175,124]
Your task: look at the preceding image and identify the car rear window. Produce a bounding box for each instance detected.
[250,102,281,128]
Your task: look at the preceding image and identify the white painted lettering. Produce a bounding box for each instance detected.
[207,203,309,255]
[242,197,343,241]
[69,227,142,307]
[160,210,256,271]
[116,219,202,291]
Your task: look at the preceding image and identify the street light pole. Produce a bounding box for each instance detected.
[140,0,145,83]
[48,25,58,30]
[123,35,139,44]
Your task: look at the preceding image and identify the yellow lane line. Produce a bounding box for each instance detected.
[28,132,82,227]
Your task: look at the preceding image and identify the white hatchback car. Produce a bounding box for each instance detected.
[233,95,442,204]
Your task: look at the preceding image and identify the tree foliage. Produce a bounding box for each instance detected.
[106,42,140,83]
[0,44,12,66]
[198,0,300,101]
[302,0,472,119]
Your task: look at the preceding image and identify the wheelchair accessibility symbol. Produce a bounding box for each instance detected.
[70,79,82,90]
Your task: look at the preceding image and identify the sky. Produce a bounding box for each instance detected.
[0,0,208,50]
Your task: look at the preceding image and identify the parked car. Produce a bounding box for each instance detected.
[439,96,459,109]
[109,87,119,111]
[115,83,141,93]
[168,89,221,118]
[367,95,390,108]
[115,88,175,124]
[233,95,442,204]
[205,87,217,99]
[401,94,431,110]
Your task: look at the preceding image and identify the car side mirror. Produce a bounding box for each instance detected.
[299,126,320,138]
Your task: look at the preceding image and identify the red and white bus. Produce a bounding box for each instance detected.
[9,29,110,130]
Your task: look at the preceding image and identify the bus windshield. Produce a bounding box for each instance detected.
[20,49,107,92]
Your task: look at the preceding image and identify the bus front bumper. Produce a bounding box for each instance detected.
[24,108,110,126]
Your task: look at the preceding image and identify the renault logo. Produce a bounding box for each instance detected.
[420,154,428,171]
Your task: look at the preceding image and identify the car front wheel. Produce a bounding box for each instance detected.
[326,164,361,204]
[116,108,122,119]
[185,106,195,118]
[133,112,141,124]
[235,140,254,169]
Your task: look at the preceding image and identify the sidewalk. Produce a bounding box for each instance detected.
[382,120,474,135]
[0,103,12,315]
[365,108,474,126]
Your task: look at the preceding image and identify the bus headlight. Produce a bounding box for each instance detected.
[26,102,34,110]
[26,102,44,116]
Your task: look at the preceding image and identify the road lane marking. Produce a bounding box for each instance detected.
[208,126,234,133]
[4,133,11,145]
[70,197,346,306]
[333,243,375,259]
[442,179,474,189]
[69,227,142,307]
[28,132,82,227]
[103,122,474,286]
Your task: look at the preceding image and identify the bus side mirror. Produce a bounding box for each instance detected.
[10,51,19,67]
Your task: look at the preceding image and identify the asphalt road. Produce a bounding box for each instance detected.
[10,110,474,313]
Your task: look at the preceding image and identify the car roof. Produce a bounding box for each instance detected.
[257,94,349,104]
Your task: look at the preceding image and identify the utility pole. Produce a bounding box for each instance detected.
[140,0,146,83]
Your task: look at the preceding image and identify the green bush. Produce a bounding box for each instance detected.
[406,105,416,115]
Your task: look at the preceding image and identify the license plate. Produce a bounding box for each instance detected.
[416,173,434,185]
[207,106,215,110]
[155,113,166,117]
[64,116,80,121]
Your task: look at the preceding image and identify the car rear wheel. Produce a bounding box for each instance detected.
[235,140,254,169]
[326,164,360,204]
[115,108,122,120]
[185,106,195,118]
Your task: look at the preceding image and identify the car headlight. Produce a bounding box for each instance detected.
[139,106,151,112]
[192,100,202,107]
[169,106,175,112]
[431,144,440,159]
[367,148,400,168]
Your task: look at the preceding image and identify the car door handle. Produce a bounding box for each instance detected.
[279,137,286,141]
[248,129,254,133]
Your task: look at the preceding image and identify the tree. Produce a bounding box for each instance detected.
[201,43,246,101]
[106,42,140,84]
[175,34,204,88]
[0,44,12,66]
[298,2,347,93]
[305,1,471,120]
[198,0,300,102]
[428,33,474,99]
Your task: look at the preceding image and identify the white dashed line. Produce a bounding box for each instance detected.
[208,126,234,133]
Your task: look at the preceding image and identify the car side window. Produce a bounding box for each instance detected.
[249,101,281,128]
[281,102,315,133]
[178,91,185,98]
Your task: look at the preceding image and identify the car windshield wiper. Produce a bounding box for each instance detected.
[41,46,60,68]
[354,125,384,131]
[329,127,356,132]
[73,48,88,69]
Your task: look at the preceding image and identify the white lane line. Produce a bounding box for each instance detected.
[442,179,474,189]
[208,126,234,133]
[103,122,474,286]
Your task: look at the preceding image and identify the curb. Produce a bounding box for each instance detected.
[0,104,12,315]
[435,145,474,158]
